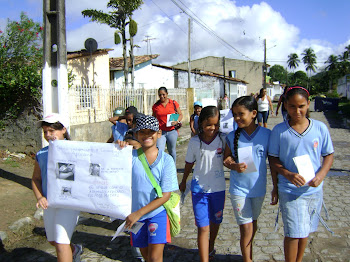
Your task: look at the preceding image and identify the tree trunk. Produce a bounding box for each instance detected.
[130,33,135,91]
[122,21,128,89]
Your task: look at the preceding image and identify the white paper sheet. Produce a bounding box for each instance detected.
[47,140,132,220]
[219,109,236,134]
[180,180,192,205]
[111,221,144,241]
[238,146,257,174]
[293,154,315,186]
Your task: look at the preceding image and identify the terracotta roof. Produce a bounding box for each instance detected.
[110,54,159,70]
[152,64,248,84]
[67,49,113,60]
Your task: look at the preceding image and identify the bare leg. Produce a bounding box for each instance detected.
[296,238,308,262]
[258,122,262,126]
[198,225,210,262]
[239,220,258,262]
[56,243,73,262]
[209,222,220,254]
[263,123,267,128]
[147,243,165,262]
[140,247,148,261]
[284,237,308,262]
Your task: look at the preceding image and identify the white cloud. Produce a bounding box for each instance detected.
[64,0,350,72]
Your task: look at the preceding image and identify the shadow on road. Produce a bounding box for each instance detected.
[322,111,350,130]
[0,247,56,262]
[0,168,32,190]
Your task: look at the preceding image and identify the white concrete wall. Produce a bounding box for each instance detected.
[68,53,110,89]
[111,63,175,90]
[337,75,350,99]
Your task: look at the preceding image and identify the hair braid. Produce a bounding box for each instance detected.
[233,128,241,162]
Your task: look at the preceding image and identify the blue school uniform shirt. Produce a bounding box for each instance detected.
[226,126,271,198]
[131,149,179,221]
[112,122,129,142]
[268,119,334,196]
[36,146,49,198]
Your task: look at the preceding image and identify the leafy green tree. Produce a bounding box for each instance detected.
[82,0,143,89]
[0,12,43,119]
[268,64,288,84]
[311,71,331,94]
[287,53,300,72]
[290,70,308,88]
[301,48,317,90]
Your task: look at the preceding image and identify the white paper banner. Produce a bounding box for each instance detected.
[220,109,237,134]
[47,140,132,220]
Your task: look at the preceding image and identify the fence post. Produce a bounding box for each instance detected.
[94,107,97,123]
[143,89,148,115]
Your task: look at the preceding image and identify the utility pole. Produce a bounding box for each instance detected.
[223,56,226,95]
[42,0,68,145]
[263,38,267,89]
[188,18,191,89]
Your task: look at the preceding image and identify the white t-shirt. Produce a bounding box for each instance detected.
[257,97,269,112]
[185,133,226,193]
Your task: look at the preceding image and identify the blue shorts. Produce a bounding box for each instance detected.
[257,111,269,124]
[279,190,323,238]
[230,195,265,225]
[130,210,171,248]
[192,191,225,228]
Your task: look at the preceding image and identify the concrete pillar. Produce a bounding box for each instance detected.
[186,88,194,121]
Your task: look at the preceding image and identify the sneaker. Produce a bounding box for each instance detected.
[72,244,83,262]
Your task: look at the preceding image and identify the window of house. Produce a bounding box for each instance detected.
[229,70,236,78]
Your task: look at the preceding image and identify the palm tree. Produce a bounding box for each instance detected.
[343,44,350,60]
[325,55,338,71]
[325,54,339,89]
[301,48,317,90]
[82,0,143,89]
[287,53,300,72]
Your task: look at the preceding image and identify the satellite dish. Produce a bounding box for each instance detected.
[84,38,98,53]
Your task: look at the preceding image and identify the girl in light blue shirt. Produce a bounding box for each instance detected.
[224,96,272,262]
[268,86,334,262]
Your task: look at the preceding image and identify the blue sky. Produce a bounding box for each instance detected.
[0,0,349,69]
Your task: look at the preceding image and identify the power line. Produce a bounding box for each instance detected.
[169,0,254,61]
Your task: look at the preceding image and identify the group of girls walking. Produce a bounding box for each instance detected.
[32,86,333,262]
[180,86,334,262]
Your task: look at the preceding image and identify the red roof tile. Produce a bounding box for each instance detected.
[110,54,159,70]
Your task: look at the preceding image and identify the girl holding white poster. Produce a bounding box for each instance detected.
[268,87,334,262]
[32,114,82,262]
[117,115,179,262]
[223,96,272,262]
